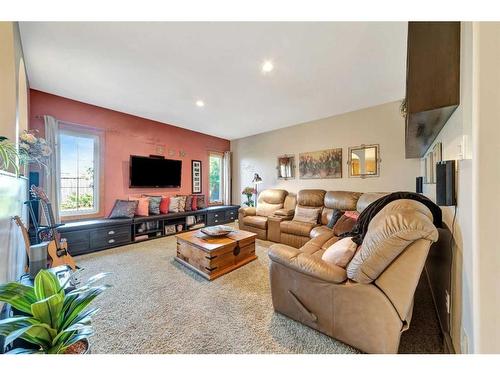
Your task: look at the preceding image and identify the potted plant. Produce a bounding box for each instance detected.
[0,136,20,175]
[0,270,110,354]
[18,130,52,170]
[241,186,256,207]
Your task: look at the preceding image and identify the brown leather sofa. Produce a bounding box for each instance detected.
[276,190,387,248]
[268,199,439,353]
[238,189,288,240]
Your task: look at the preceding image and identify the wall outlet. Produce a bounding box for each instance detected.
[445,290,451,315]
[461,328,469,354]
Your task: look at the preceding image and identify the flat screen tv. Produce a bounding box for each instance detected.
[129,155,182,188]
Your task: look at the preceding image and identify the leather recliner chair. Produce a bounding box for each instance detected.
[268,199,439,353]
[238,189,288,240]
[278,189,326,248]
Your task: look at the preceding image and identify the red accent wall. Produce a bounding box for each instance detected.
[29,89,230,217]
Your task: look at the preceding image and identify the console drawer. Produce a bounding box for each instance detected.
[225,209,238,222]
[62,230,90,256]
[207,212,224,226]
[90,226,131,249]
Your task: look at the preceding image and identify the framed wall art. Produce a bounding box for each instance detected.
[299,148,342,179]
[191,160,202,194]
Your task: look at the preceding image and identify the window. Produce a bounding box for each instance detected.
[59,128,100,217]
[208,152,223,204]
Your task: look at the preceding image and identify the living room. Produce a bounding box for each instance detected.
[1,1,499,373]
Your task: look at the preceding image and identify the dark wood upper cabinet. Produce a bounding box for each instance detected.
[405,22,461,158]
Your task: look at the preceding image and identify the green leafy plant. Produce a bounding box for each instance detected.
[241,187,256,207]
[0,270,110,354]
[61,192,94,210]
[0,136,20,175]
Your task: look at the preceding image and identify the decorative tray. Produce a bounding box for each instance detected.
[200,225,234,237]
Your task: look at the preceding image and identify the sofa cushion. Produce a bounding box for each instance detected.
[346,200,439,284]
[159,196,170,214]
[356,192,388,213]
[144,195,162,215]
[185,195,193,211]
[129,196,149,216]
[326,208,344,228]
[293,206,321,224]
[297,189,326,207]
[322,237,358,268]
[332,214,357,236]
[196,195,206,209]
[169,196,183,213]
[281,220,317,237]
[177,195,187,212]
[243,215,268,230]
[310,225,333,239]
[324,191,361,211]
[321,236,341,250]
[108,200,138,219]
[268,243,347,283]
[258,189,288,204]
[256,202,283,217]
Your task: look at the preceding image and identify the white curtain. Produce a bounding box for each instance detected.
[44,115,61,223]
[222,151,232,205]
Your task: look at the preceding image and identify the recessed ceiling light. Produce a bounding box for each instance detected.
[196,100,205,107]
[261,60,274,73]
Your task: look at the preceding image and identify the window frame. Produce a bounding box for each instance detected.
[208,151,224,206]
[58,124,104,221]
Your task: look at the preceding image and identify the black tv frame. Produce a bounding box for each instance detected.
[129,155,182,188]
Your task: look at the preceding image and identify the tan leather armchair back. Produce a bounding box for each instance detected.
[256,189,288,217]
[321,191,362,225]
[356,192,388,213]
[296,189,326,208]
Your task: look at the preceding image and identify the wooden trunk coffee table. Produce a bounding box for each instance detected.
[175,229,257,280]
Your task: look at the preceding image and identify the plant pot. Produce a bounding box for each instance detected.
[64,338,91,354]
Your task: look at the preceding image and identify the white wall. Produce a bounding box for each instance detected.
[419,22,474,354]
[231,101,419,203]
[473,21,500,354]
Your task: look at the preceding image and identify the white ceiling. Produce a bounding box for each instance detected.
[19,22,407,140]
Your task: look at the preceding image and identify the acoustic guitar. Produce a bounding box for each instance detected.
[12,215,31,272]
[29,185,78,270]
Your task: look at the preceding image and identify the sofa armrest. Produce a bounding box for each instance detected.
[238,206,256,217]
[268,244,347,283]
[273,208,295,219]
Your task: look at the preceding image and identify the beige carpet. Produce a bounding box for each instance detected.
[77,232,443,354]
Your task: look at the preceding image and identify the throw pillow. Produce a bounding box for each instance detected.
[169,196,182,213]
[321,237,358,268]
[332,214,357,236]
[144,195,162,215]
[326,209,345,229]
[129,197,149,216]
[344,210,360,220]
[108,199,138,219]
[196,195,206,209]
[293,206,321,224]
[176,195,187,212]
[159,196,170,214]
[185,195,193,212]
[191,196,198,210]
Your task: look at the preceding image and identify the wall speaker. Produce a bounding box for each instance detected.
[416,176,423,194]
[436,160,456,206]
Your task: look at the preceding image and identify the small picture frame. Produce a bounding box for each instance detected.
[192,160,202,194]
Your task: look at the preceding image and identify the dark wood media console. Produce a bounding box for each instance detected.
[58,205,239,256]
